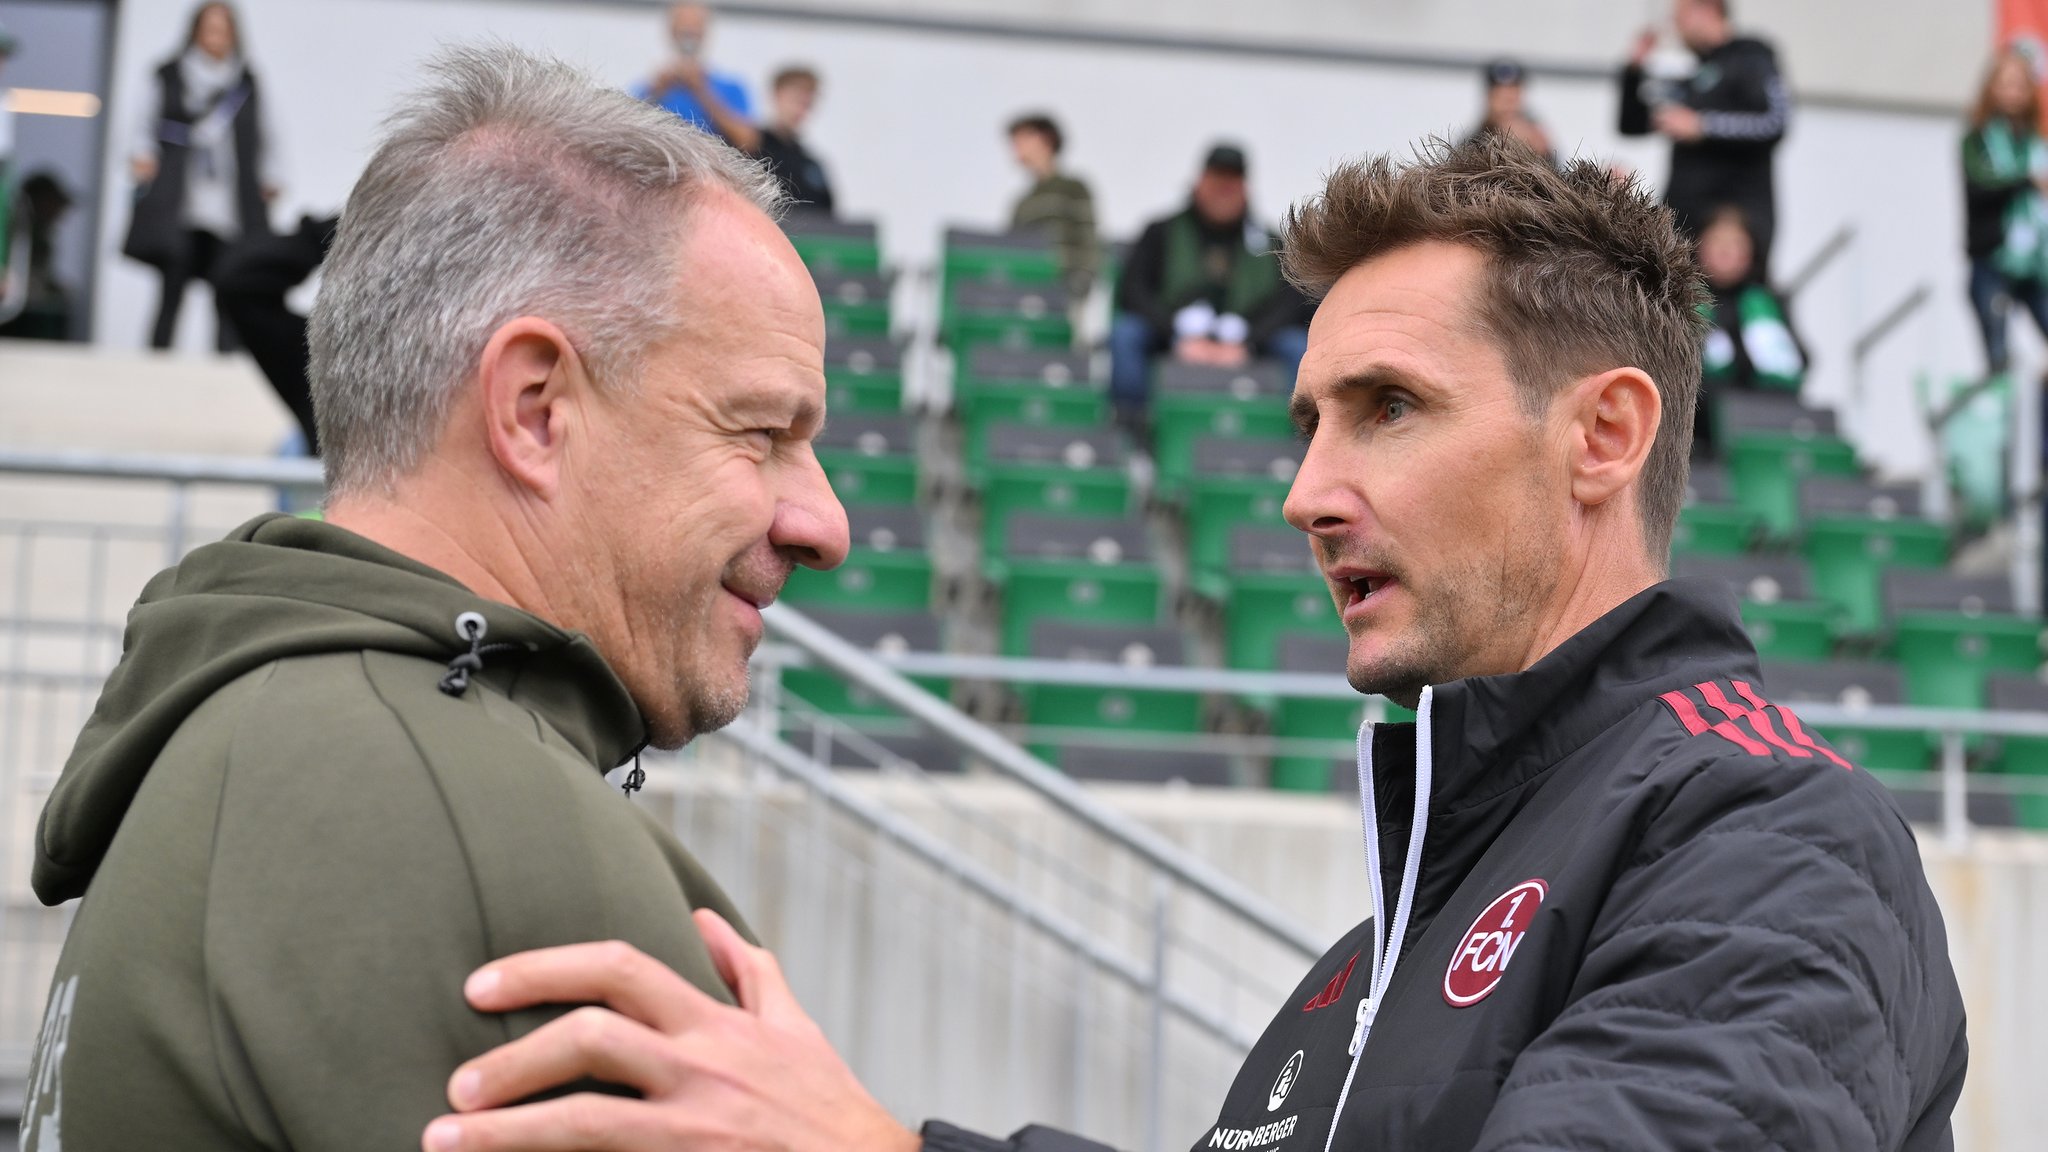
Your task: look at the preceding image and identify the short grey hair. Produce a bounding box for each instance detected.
[308,43,787,497]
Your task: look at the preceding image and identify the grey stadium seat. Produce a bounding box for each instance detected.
[967,347,1094,387]
[1029,620,1186,666]
[1671,553,1813,604]
[1988,674,2048,712]
[986,424,1127,469]
[1718,391,1838,439]
[1057,745,1235,787]
[784,214,878,241]
[1883,569,2016,617]
[1760,660,1906,707]
[824,336,904,375]
[815,413,914,456]
[949,279,1068,317]
[945,226,1056,253]
[1686,462,1733,506]
[1799,476,1923,521]
[1230,525,1316,575]
[1154,359,1291,399]
[1003,514,1152,565]
[795,607,942,654]
[846,504,926,552]
[1278,633,1351,675]
[810,270,891,306]
[1191,436,1303,482]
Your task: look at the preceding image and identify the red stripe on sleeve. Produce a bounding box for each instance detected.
[1770,704,1855,770]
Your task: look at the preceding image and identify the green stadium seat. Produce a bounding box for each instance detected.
[1759,659,1929,772]
[976,425,1132,555]
[985,513,1161,655]
[1018,621,1204,765]
[1884,569,2042,709]
[1182,437,1303,574]
[825,338,906,414]
[941,227,1062,286]
[1717,394,1858,540]
[814,414,919,506]
[1150,360,1293,497]
[785,215,881,275]
[783,505,933,612]
[1671,463,1755,555]
[779,607,948,717]
[1984,675,2048,829]
[1199,525,1336,672]
[1797,476,1947,637]
[1670,553,1835,661]
[954,348,1103,471]
[1267,634,1414,793]
[812,271,893,338]
[943,279,1072,352]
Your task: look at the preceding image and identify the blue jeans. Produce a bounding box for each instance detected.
[1108,314,1312,416]
[1968,258,2048,375]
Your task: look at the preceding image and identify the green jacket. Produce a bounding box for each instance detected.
[23,514,750,1150]
[1010,171,1099,299]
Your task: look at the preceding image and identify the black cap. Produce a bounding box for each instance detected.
[1203,144,1248,176]
[1485,58,1526,88]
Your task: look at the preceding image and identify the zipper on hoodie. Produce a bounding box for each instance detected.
[1324,685,1435,1152]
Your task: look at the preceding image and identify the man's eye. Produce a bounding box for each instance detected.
[1380,397,1411,422]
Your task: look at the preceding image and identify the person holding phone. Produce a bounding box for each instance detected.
[632,2,757,151]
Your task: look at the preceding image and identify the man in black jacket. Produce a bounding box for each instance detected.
[1620,0,1789,272]
[417,138,1965,1152]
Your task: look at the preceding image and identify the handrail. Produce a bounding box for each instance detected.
[757,644,2048,740]
[700,722,1262,1050]
[1780,223,1856,302]
[762,603,1327,960]
[0,448,324,487]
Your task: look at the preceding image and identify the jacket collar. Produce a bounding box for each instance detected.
[1372,578,1758,816]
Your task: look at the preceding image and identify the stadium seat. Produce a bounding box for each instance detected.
[1018,620,1205,766]
[783,718,964,773]
[1717,393,1858,540]
[782,504,933,611]
[985,513,1161,655]
[1200,525,1338,672]
[1265,633,1414,792]
[1884,569,2042,709]
[812,270,893,337]
[941,226,1062,285]
[783,214,881,275]
[1150,360,1294,493]
[976,424,1132,555]
[1672,462,1755,555]
[1670,553,1834,661]
[1057,745,1236,786]
[955,348,1103,472]
[1983,675,2048,829]
[814,413,920,505]
[1182,436,1303,571]
[779,607,948,718]
[1759,659,1930,771]
[824,337,906,414]
[943,279,1071,352]
[1799,475,1947,636]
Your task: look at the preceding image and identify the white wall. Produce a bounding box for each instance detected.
[94,0,1991,478]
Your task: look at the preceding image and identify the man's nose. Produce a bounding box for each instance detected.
[1282,433,1352,537]
[773,454,850,571]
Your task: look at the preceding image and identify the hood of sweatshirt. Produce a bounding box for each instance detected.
[32,513,647,904]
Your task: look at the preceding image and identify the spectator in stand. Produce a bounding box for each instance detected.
[633,2,753,147]
[1620,0,1788,272]
[0,173,78,341]
[1007,113,1098,300]
[1962,48,2048,377]
[123,1,279,352]
[1110,144,1310,428]
[1466,59,1554,164]
[1694,206,1806,456]
[754,66,833,215]
[212,212,338,452]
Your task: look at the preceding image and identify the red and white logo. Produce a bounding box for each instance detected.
[1442,878,1547,1007]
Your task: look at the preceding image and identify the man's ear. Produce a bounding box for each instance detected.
[475,318,587,501]
[1565,366,1662,510]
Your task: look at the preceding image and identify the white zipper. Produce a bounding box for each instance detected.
[1323,685,1435,1152]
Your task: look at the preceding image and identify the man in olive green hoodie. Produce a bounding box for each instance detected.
[22,44,856,1149]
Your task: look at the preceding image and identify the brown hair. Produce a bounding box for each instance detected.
[772,65,819,93]
[1282,134,1706,559]
[184,2,241,54]
[1971,50,2039,133]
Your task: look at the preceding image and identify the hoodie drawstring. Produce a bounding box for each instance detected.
[437,612,526,698]
[1324,684,1435,1152]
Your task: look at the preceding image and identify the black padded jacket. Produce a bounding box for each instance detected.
[924,580,1967,1152]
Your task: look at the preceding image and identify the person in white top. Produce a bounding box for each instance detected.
[122,2,279,351]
